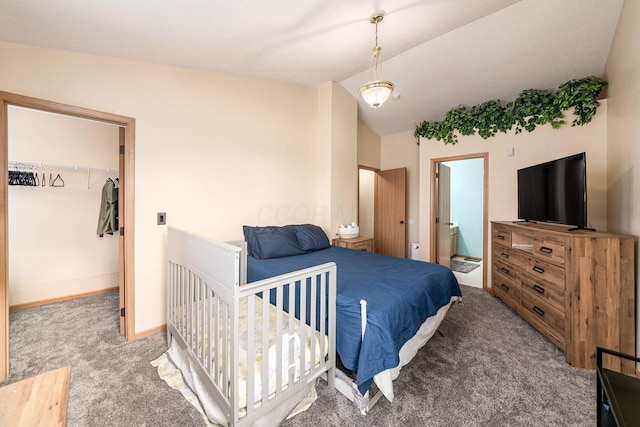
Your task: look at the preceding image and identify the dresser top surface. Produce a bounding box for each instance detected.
[492,221,636,240]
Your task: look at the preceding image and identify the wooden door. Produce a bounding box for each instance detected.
[118,128,126,336]
[0,97,7,380]
[374,168,406,257]
[436,163,451,267]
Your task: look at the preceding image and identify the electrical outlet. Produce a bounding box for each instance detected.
[157,212,166,225]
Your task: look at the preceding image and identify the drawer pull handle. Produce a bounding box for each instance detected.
[501,252,509,258]
[532,266,545,274]
[500,267,510,274]
[501,284,509,292]
[533,284,545,294]
[533,306,545,317]
[539,246,553,254]
[497,234,505,240]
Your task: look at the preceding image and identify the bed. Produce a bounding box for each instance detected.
[243,225,463,411]
[165,224,462,425]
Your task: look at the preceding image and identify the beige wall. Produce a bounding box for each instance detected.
[8,107,120,305]
[419,102,609,276]
[0,41,352,333]
[328,83,358,236]
[382,131,421,256]
[357,120,381,169]
[604,0,640,357]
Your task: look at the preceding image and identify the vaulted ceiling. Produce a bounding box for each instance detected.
[0,0,623,136]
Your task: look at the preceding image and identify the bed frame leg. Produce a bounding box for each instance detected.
[328,367,336,389]
[367,389,384,412]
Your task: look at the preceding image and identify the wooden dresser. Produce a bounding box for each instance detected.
[332,236,373,252]
[491,221,636,372]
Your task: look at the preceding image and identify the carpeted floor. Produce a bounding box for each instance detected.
[2,285,596,426]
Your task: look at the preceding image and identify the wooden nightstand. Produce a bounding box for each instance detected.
[332,236,374,252]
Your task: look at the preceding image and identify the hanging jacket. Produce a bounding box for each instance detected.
[97,178,118,237]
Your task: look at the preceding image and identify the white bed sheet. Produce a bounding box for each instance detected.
[373,295,461,401]
[333,295,461,412]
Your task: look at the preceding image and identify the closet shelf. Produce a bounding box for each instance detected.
[8,160,118,175]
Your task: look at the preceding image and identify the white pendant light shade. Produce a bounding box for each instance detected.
[360,12,394,109]
[359,80,394,109]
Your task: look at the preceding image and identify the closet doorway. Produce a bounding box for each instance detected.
[0,92,136,381]
[430,153,488,290]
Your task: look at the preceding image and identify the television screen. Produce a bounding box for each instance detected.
[517,152,587,228]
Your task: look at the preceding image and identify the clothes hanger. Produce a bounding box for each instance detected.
[26,169,36,186]
[8,168,18,185]
[51,169,65,187]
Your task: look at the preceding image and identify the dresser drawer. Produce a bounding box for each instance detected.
[492,227,512,248]
[514,254,565,290]
[520,292,565,349]
[493,258,518,282]
[349,240,373,252]
[493,270,520,309]
[533,237,566,266]
[494,246,513,262]
[332,237,373,252]
[520,273,565,312]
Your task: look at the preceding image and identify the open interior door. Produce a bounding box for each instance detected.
[0,97,7,380]
[118,128,126,336]
[436,163,452,267]
[374,167,406,257]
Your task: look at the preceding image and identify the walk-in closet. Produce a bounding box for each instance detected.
[7,106,120,310]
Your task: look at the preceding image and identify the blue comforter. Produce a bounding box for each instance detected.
[247,246,462,394]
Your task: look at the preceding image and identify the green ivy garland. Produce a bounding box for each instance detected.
[414,76,606,144]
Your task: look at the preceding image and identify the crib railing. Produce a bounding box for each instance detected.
[167,227,336,426]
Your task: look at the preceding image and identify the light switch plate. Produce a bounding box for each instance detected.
[157,212,166,225]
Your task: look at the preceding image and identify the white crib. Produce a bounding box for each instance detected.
[166,227,337,426]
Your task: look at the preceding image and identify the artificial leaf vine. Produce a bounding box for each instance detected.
[414,76,606,144]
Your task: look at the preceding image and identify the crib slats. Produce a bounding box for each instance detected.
[206,289,212,373]
[261,294,269,405]
[212,293,219,383]
[298,280,307,385]
[275,286,283,395]
[222,299,230,412]
[246,294,255,417]
[310,276,317,373]
[319,271,327,362]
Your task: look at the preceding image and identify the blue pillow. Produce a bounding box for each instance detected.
[244,226,308,259]
[289,224,330,251]
[242,225,259,257]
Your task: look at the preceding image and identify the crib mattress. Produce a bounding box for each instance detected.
[172,294,328,413]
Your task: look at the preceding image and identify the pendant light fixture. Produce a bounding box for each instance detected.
[358,12,394,109]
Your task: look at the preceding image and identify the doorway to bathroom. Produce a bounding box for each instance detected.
[431,153,487,289]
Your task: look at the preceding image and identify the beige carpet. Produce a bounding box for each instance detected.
[2,286,596,426]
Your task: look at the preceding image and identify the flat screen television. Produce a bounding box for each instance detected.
[517,152,588,229]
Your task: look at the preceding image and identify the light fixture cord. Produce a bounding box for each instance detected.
[375,20,379,48]
[370,20,383,81]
